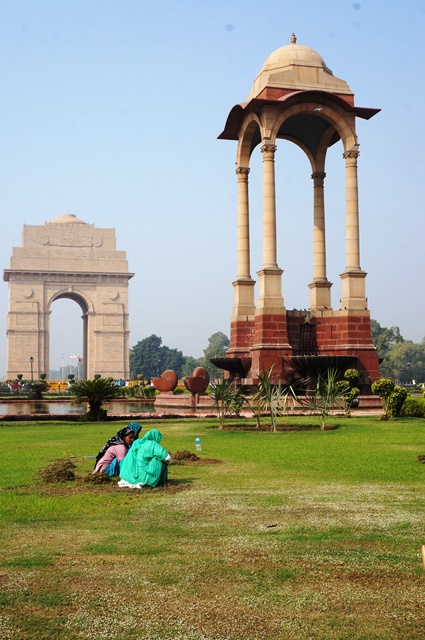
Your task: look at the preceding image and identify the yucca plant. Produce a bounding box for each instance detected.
[251,366,299,432]
[209,379,245,429]
[300,367,349,430]
[71,377,120,421]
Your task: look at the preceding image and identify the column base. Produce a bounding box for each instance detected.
[256,267,284,311]
[308,279,333,310]
[231,277,256,318]
[340,270,367,310]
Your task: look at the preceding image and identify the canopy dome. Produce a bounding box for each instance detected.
[49,213,87,224]
[247,34,352,100]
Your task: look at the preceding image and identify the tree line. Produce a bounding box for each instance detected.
[129,332,229,381]
[371,320,425,385]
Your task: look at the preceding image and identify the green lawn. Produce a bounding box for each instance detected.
[1,416,424,639]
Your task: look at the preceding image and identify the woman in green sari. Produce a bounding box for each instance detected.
[118,429,171,488]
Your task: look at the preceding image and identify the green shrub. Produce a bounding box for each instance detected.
[143,386,156,399]
[124,385,136,397]
[371,378,395,417]
[28,380,48,400]
[336,380,360,414]
[402,396,425,418]
[344,368,360,384]
[387,385,408,417]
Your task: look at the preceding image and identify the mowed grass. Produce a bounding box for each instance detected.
[1,415,425,639]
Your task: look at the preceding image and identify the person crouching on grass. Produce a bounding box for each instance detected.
[118,429,171,489]
[93,421,142,477]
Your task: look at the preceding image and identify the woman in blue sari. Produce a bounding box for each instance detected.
[118,429,171,488]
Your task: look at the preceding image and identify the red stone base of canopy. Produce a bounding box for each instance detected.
[223,308,380,392]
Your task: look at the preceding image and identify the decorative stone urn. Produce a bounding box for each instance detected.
[152,370,178,393]
[183,367,210,394]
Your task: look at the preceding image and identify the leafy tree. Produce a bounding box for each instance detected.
[181,356,203,378]
[371,319,404,360]
[380,341,425,384]
[202,331,230,381]
[130,334,185,379]
[72,377,120,421]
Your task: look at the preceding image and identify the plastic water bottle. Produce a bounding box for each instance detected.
[195,436,201,452]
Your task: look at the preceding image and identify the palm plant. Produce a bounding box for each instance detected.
[300,367,349,430]
[209,379,245,429]
[72,377,120,421]
[250,366,299,432]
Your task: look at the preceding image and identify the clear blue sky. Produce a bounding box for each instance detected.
[1,1,424,376]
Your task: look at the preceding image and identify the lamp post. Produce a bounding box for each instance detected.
[29,356,34,382]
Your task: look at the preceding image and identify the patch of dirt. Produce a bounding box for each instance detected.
[171,450,222,465]
[83,471,116,485]
[34,477,192,496]
[417,455,425,463]
[34,457,193,496]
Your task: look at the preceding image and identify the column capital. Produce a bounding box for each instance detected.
[311,171,326,181]
[260,143,277,155]
[235,166,250,176]
[343,146,360,161]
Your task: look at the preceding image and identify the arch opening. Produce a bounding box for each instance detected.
[49,297,86,380]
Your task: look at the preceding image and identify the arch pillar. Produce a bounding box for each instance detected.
[309,170,332,309]
[256,142,285,313]
[228,166,256,355]
[340,145,367,309]
[250,141,290,377]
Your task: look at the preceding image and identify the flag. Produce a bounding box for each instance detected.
[70,353,77,359]
[78,355,82,362]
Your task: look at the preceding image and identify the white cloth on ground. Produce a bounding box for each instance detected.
[117,479,146,489]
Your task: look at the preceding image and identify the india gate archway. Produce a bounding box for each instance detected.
[4,214,133,380]
[218,35,381,391]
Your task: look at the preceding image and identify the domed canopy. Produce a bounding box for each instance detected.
[50,213,87,224]
[247,34,352,100]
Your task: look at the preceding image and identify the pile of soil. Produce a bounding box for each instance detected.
[172,450,200,463]
[171,450,222,465]
[37,458,77,483]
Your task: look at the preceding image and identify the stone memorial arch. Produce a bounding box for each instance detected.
[217,35,380,390]
[3,214,133,380]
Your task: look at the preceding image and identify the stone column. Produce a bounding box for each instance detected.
[340,145,367,309]
[236,166,251,279]
[312,171,327,280]
[261,143,278,268]
[343,146,361,271]
[256,142,284,312]
[230,167,255,353]
[309,171,332,309]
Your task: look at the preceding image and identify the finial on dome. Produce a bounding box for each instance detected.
[290,33,297,44]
